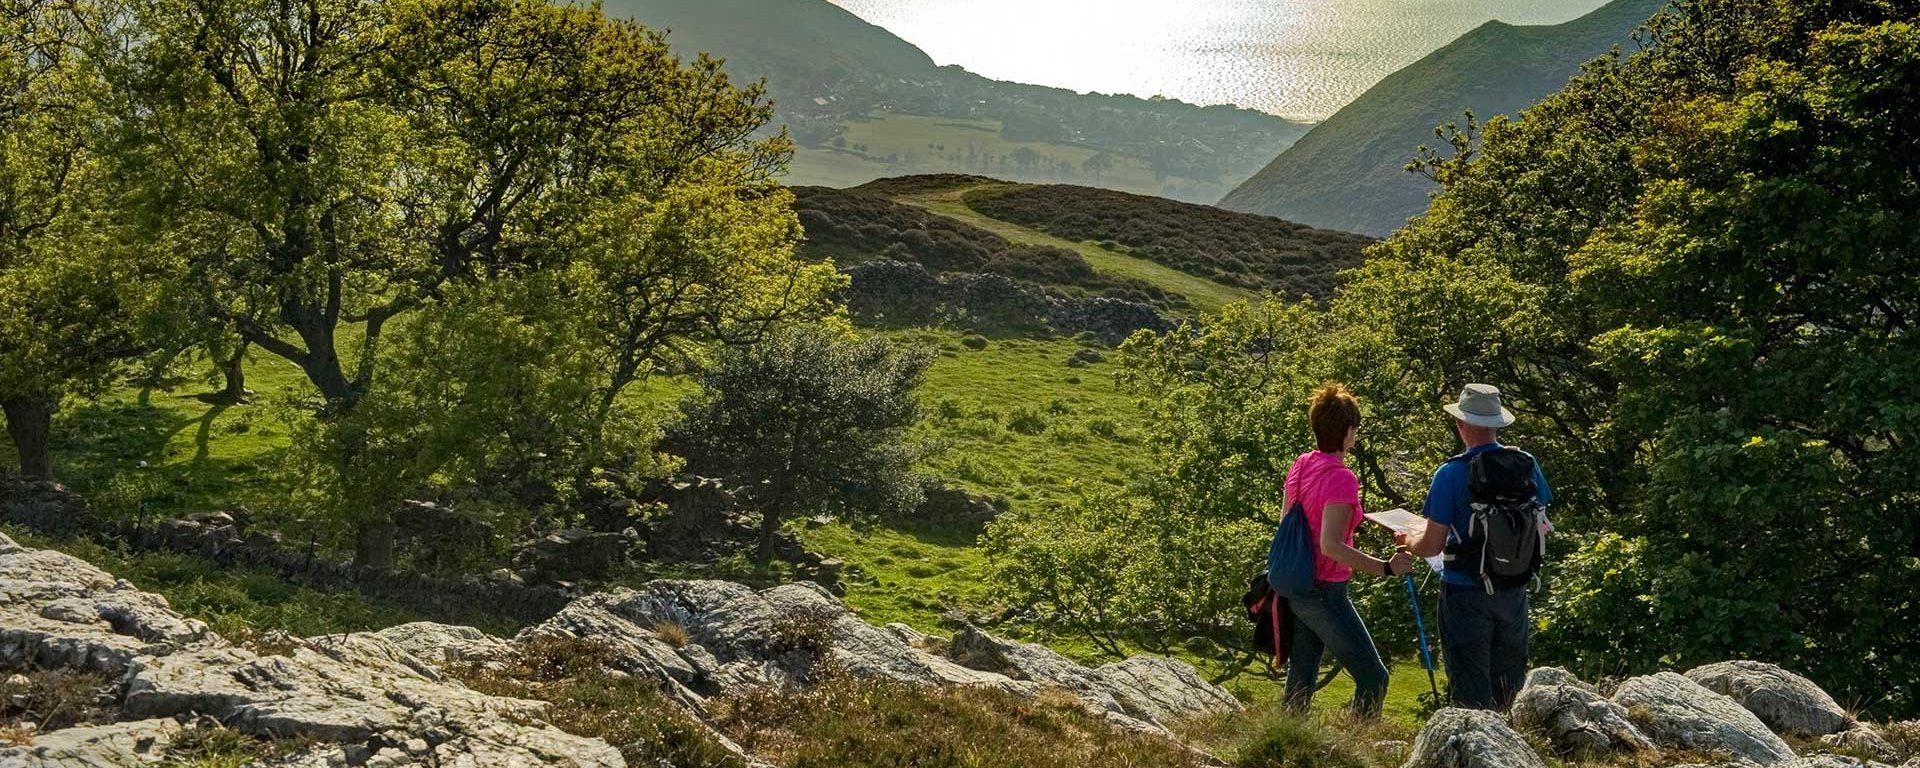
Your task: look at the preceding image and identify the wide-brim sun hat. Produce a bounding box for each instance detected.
[1443,383,1515,428]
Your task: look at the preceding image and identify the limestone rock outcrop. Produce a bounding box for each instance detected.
[0,532,621,767]
[1512,679,1656,756]
[1523,666,1595,692]
[1613,671,1799,765]
[1401,708,1548,768]
[519,579,1241,734]
[1687,660,1854,737]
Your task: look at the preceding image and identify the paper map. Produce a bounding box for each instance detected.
[1362,507,1426,534]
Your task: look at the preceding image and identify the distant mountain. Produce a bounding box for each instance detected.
[1217,0,1668,236]
[600,0,1310,202]
[599,0,941,98]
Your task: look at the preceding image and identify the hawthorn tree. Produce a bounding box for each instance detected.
[671,327,931,574]
[0,0,151,481]
[114,0,836,563]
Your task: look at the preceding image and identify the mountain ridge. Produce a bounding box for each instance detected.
[1217,0,1669,236]
[599,0,1310,201]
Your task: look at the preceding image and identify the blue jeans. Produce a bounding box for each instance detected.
[1439,582,1530,709]
[1284,580,1390,717]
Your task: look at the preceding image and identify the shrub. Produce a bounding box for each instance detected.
[0,668,117,733]
[767,607,839,666]
[159,723,304,768]
[1884,721,1920,761]
[1087,418,1122,440]
[672,328,932,573]
[1005,408,1047,436]
[961,334,989,350]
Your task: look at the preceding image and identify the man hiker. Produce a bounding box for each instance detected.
[1397,383,1552,710]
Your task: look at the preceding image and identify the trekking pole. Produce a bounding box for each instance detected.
[1403,574,1440,699]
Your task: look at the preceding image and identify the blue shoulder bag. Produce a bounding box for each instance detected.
[1266,500,1316,598]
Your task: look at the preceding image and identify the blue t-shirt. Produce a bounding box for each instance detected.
[1420,442,1552,586]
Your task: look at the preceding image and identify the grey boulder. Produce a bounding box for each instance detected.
[1688,660,1852,737]
[0,718,182,767]
[1614,671,1798,765]
[1522,666,1595,692]
[1511,682,1655,755]
[524,579,1239,733]
[1822,723,1898,761]
[945,625,1242,730]
[1400,707,1547,768]
[0,532,623,768]
[370,621,516,671]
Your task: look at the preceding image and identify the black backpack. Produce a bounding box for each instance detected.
[1442,448,1546,592]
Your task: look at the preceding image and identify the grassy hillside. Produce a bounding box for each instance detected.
[599,0,1308,203]
[868,177,1268,313]
[964,184,1374,297]
[1217,0,1667,236]
[791,186,1186,310]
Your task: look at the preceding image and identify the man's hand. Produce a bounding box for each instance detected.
[1393,531,1412,547]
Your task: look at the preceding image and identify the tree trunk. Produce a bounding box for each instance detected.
[354,516,397,570]
[2,394,56,481]
[220,340,250,402]
[289,319,359,413]
[755,507,782,577]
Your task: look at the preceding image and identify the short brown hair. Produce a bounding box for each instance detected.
[1309,383,1362,452]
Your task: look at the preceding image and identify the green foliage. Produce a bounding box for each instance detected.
[0,0,160,479]
[156,725,298,768]
[672,327,932,569]
[985,302,1415,665]
[1351,0,1920,715]
[85,0,837,562]
[279,278,673,562]
[1228,715,1373,768]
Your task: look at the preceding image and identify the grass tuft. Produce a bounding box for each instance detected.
[451,635,746,768]
[711,671,1208,768]
[654,620,693,648]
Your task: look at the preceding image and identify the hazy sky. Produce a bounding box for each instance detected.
[827,0,1613,120]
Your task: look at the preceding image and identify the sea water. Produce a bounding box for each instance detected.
[828,0,1613,121]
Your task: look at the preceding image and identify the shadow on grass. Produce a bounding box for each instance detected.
[51,398,285,520]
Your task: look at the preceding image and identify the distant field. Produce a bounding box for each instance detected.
[784,112,1239,203]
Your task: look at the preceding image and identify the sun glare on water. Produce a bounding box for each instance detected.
[827,0,1613,121]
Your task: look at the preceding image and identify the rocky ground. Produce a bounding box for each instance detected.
[1406,663,1915,768]
[0,531,1240,766]
[3,527,1916,768]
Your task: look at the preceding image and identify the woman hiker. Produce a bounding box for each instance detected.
[1279,383,1414,717]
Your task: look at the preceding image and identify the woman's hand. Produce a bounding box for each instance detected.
[1386,549,1414,576]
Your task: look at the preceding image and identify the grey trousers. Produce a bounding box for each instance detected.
[1439,581,1530,709]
